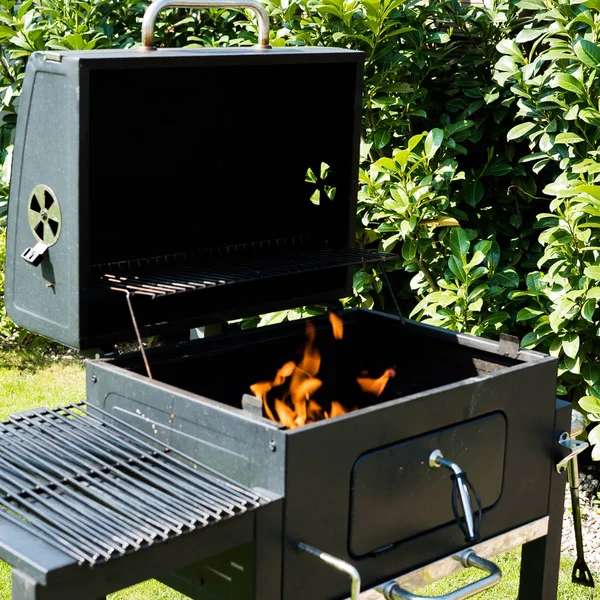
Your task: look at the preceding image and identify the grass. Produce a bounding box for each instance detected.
[0,345,598,599]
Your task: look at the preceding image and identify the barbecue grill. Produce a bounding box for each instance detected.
[0,1,580,599]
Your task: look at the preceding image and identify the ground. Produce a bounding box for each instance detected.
[0,346,598,599]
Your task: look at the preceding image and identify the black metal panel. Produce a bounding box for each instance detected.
[282,351,557,600]
[86,360,289,496]
[349,413,506,556]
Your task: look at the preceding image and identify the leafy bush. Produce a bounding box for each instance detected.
[488,0,600,458]
[2,0,600,455]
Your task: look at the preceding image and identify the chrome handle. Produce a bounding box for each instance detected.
[429,450,481,543]
[141,0,270,49]
[297,543,361,600]
[380,550,501,600]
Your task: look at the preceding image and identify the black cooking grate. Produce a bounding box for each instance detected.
[0,404,267,566]
[90,239,396,299]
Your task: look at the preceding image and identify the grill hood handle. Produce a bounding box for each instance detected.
[141,0,271,49]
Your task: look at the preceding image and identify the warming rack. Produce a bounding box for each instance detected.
[0,404,268,566]
[90,239,396,299]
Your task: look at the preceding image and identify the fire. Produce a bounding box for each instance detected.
[249,313,395,429]
[357,367,397,397]
[329,312,344,340]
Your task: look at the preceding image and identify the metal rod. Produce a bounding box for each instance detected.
[3,418,184,535]
[378,263,405,325]
[0,468,130,554]
[125,291,153,379]
[297,542,361,600]
[0,495,95,565]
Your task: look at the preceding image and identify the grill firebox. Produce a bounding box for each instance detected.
[86,309,560,600]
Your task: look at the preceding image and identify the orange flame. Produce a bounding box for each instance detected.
[329,312,344,340]
[357,367,397,397]
[249,315,394,429]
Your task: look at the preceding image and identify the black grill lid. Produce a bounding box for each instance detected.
[5,2,393,350]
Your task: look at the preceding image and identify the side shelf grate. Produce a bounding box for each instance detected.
[0,404,268,566]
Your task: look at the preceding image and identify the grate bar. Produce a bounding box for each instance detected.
[0,422,169,541]
[57,406,251,511]
[0,406,266,566]
[0,464,134,553]
[9,413,207,530]
[39,410,237,517]
[0,418,182,536]
[92,245,396,299]
[25,412,222,522]
[81,402,267,505]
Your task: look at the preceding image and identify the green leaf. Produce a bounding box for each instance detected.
[479,312,511,328]
[573,39,600,68]
[374,130,391,149]
[517,0,546,8]
[521,331,541,348]
[446,120,474,137]
[584,265,600,280]
[424,128,444,158]
[408,133,425,151]
[449,228,470,259]
[447,256,466,282]
[516,28,545,44]
[517,307,543,321]
[554,132,585,144]
[381,233,400,252]
[550,73,586,96]
[496,39,525,63]
[580,395,600,415]
[494,267,520,288]
[582,299,596,321]
[374,157,396,172]
[507,122,537,141]
[464,180,484,207]
[401,238,417,261]
[562,333,580,359]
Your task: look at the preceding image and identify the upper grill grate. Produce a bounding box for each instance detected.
[90,239,396,299]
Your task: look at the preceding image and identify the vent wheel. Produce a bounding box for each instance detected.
[27,185,62,246]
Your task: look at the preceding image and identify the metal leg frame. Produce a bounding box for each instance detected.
[12,570,106,600]
[518,400,571,600]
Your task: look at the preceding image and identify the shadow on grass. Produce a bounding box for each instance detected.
[0,341,82,373]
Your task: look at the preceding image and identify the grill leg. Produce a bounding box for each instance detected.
[518,399,570,600]
[12,569,106,600]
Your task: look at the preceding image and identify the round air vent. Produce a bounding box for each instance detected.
[27,185,62,246]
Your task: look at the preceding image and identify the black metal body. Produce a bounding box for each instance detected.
[86,309,560,600]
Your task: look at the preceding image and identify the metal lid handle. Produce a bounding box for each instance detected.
[141,0,270,49]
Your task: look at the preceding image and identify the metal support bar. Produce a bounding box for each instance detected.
[379,550,501,600]
[297,542,361,600]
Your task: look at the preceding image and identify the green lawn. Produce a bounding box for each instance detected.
[0,346,598,599]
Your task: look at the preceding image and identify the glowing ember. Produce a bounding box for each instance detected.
[357,367,397,397]
[249,313,395,429]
